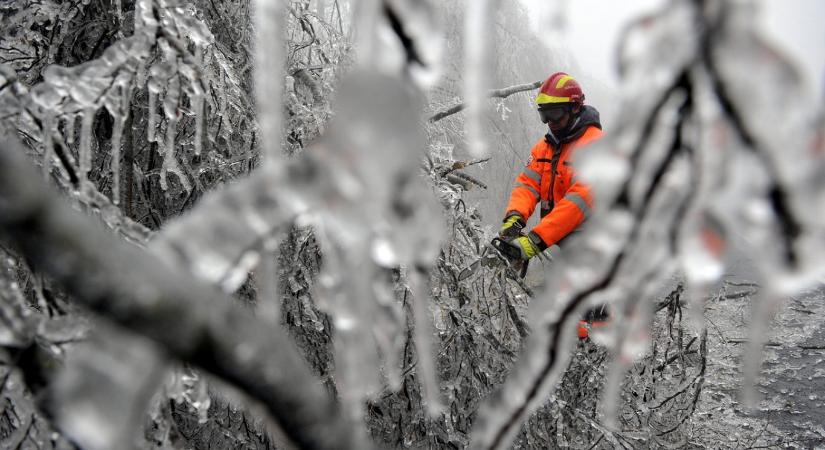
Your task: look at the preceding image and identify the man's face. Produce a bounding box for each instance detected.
[538,104,574,132]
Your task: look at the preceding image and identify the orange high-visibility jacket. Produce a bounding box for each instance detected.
[505,106,603,249]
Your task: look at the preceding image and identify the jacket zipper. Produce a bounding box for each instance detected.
[537,143,562,217]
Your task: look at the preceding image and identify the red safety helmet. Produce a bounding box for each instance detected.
[536,72,585,107]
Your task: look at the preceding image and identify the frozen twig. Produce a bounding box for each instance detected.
[429,80,541,122]
[444,172,487,190]
[0,140,367,450]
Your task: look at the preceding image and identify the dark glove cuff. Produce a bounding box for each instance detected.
[527,230,548,252]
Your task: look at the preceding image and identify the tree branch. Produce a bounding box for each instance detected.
[0,140,367,450]
[428,80,541,123]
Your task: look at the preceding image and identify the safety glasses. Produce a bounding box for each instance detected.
[538,105,570,124]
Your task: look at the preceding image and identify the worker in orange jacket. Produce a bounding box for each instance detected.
[500,72,603,260]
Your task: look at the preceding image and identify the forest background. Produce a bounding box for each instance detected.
[1,0,824,449]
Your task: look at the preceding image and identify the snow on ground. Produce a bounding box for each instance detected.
[691,282,825,448]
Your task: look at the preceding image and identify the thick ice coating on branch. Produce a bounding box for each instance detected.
[305,72,445,419]
[149,169,295,291]
[52,330,166,450]
[0,143,367,450]
[151,72,446,425]
[315,74,444,266]
[470,2,825,449]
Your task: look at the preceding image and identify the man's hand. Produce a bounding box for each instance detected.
[500,214,525,240]
[511,235,540,260]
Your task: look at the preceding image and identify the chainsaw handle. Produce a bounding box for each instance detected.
[491,237,530,279]
[491,237,521,261]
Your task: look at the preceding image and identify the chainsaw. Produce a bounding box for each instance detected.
[458,223,529,281]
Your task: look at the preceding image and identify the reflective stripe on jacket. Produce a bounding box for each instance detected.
[505,125,603,248]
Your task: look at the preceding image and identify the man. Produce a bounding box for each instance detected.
[499,72,603,260]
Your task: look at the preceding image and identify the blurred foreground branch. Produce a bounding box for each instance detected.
[0,140,365,450]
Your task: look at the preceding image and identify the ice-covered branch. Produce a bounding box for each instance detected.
[149,163,296,292]
[254,0,285,162]
[470,1,825,447]
[0,140,366,450]
[429,80,541,122]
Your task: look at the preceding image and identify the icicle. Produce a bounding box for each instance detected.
[103,74,133,205]
[52,329,165,450]
[255,238,281,324]
[42,113,55,180]
[110,114,125,205]
[253,0,285,162]
[216,71,229,137]
[65,113,77,145]
[407,265,444,416]
[463,0,498,158]
[352,0,380,67]
[114,0,123,38]
[193,378,210,424]
[161,133,180,191]
[371,272,404,390]
[163,74,180,126]
[147,90,158,143]
[741,286,785,409]
[309,231,374,449]
[192,46,205,156]
[160,75,189,192]
[78,107,95,184]
[192,93,204,156]
[136,60,147,89]
[147,76,160,143]
[160,141,190,192]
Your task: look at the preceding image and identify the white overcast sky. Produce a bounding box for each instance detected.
[519,0,825,101]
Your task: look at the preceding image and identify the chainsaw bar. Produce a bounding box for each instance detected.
[458,237,527,281]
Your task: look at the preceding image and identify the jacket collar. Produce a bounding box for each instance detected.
[544,105,602,149]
